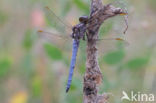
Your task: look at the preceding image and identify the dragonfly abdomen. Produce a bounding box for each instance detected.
[66,39,80,93]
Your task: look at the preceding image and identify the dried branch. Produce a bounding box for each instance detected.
[83,0,127,103]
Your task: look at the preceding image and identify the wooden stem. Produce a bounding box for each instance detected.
[83,0,127,103]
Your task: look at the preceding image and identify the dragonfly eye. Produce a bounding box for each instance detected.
[79,16,89,24]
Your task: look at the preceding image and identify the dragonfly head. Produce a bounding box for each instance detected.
[79,16,89,24]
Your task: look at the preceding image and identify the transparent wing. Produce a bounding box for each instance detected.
[44,6,72,35]
[37,30,72,51]
[97,37,129,46]
[38,30,71,40]
[74,37,129,74]
[96,37,129,56]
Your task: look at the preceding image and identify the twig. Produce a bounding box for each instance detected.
[83,0,127,103]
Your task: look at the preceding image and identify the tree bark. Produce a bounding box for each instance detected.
[83,0,127,103]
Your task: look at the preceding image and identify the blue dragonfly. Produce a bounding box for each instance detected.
[38,6,128,93]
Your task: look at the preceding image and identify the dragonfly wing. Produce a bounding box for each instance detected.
[37,30,72,51]
[97,37,129,46]
[44,6,72,35]
[38,31,81,92]
[38,29,71,39]
[96,37,129,56]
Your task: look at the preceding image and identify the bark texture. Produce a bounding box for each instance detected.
[83,0,127,103]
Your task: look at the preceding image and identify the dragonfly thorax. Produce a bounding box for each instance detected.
[71,23,87,40]
[71,16,88,40]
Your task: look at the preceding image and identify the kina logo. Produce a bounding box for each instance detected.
[121,91,155,102]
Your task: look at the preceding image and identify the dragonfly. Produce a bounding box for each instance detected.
[38,6,128,93]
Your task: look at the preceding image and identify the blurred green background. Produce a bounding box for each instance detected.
[0,0,155,103]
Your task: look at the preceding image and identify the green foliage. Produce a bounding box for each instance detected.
[103,50,125,65]
[73,0,90,14]
[66,91,82,103]
[66,77,83,103]
[23,30,34,50]
[79,64,85,74]
[0,11,8,26]
[0,58,11,77]
[70,78,82,91]
[148,0,156,10]
[125,57,149,70]
[78,43,86,74]
[100,75,111,92]
[44,43,62,60]
[61,0,72,16]
[31,76,42,96]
